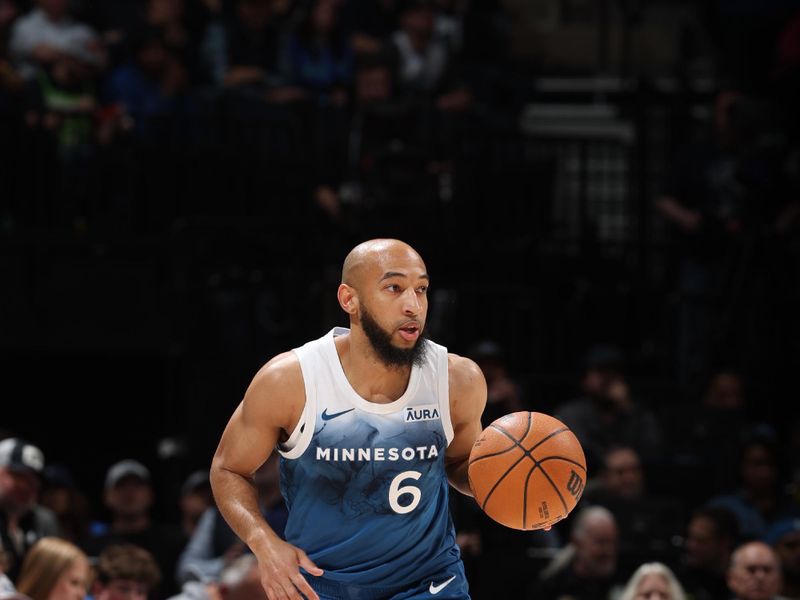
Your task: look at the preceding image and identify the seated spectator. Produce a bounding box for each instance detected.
[582,445,685,577]
[388,0,471,112]
[726,541,783,600]
[38,465,90,545]
[618,562,688,600]
[765,519,800,599]
[0,438,60,581]
[83,459,184,598]
[529,506,625,600]
[178,470,213,539]
[103,25,188,143]
[91,544,161,600]
[554,345,664,474]
[176,453,287,585]
[707,430,800,541]
[9,0,105,80]
[0,0,24,104]
[15,536,90,600]
[203,0,302,103]
[345,0,398,56]
[168,554,265,600]
[282,0,353,107]
[675,506,740,600]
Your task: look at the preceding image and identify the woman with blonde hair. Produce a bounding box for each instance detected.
[15,537,90,600]
[619,562,688,600]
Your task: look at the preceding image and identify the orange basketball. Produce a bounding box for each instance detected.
[468,411,587,530]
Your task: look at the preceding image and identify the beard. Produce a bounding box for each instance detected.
[360,304,428,369]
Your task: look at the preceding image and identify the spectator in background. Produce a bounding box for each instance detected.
[282,0,353,107]
[9,0,105,80]
[765,519,800,599]
[0,0,24,104]
[203,0,302,103]
[654,88,799,391]
[0,438,60,582]
[345,0,398,56]
[168,554,266,600]
[178,470,212,539]
[38,465,90,545]
[91,544,161,600]
[529,506,624,600]
[582,445,685,578]
[554,344,664,474]
[726,541,783,600]
[707,431,800,542]
[466,339,525,428]
[676,506,740,600]
[673,368,750,500]
[103,25,188,143]
[83,459,184,598]
[618,562,688,600]
[176,453,287,585]
[15,536,90,600]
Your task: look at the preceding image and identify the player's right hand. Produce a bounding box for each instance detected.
[256,538,324,600]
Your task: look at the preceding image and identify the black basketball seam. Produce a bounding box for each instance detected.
[468,440,521,466]
[522,463,538,529]
[480,452,527,512]
[527,427,571,453]
[536,461,569,514]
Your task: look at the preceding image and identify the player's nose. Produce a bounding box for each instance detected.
[402,288,421,314]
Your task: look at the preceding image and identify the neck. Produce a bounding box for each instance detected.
[337,329,412,403]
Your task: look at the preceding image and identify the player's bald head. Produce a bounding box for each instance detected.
[341,239,425,289]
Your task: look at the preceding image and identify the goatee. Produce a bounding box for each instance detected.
[360,305,428,369]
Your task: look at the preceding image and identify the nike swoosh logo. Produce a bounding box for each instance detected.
[429,575,456,595]
[321,408,355,421]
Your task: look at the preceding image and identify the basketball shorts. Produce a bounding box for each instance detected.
[302,561,470,600]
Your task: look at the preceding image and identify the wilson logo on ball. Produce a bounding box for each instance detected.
[566,470,584,497]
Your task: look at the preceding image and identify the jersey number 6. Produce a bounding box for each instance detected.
[389,471,422,514]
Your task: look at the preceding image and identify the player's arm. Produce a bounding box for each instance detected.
[445,354,487,497]
[209,352,323,600]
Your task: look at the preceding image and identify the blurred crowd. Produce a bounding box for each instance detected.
[3,0,800,599]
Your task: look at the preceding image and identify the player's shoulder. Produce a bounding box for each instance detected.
[446,352,485,391]
[248,350,304,399]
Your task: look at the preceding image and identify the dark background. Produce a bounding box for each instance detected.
[2,0,800,528]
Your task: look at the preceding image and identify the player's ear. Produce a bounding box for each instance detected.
[337,284,359,315]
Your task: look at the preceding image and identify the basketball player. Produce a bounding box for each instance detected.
[209,239,487,600]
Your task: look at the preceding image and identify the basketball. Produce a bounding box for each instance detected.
[468,411,587,530]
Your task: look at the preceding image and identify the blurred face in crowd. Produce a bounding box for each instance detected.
[147,0,184,24]
[137,40,169,77]
[602,447,644,500]
[311,0,337,36]
[38,0,68,20]
[686,515,727,569]
[94,580,149,600]
[48,556,90,600]
[223,562,267,600]
[401,6,434,44]
[0,466,40,516]
[775,531,800,580]
[238,0,272,30]
[740,443,777,494]
[728,542,782,600]
[355,66,392,105]
[704,372,745,410]
[635,573,671,600]
[104,476,153,518]
[573,516,618,578]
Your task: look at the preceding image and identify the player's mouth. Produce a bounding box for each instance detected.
[398,322,420,342]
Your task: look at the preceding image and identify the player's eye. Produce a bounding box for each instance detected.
[416,286,428,294]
